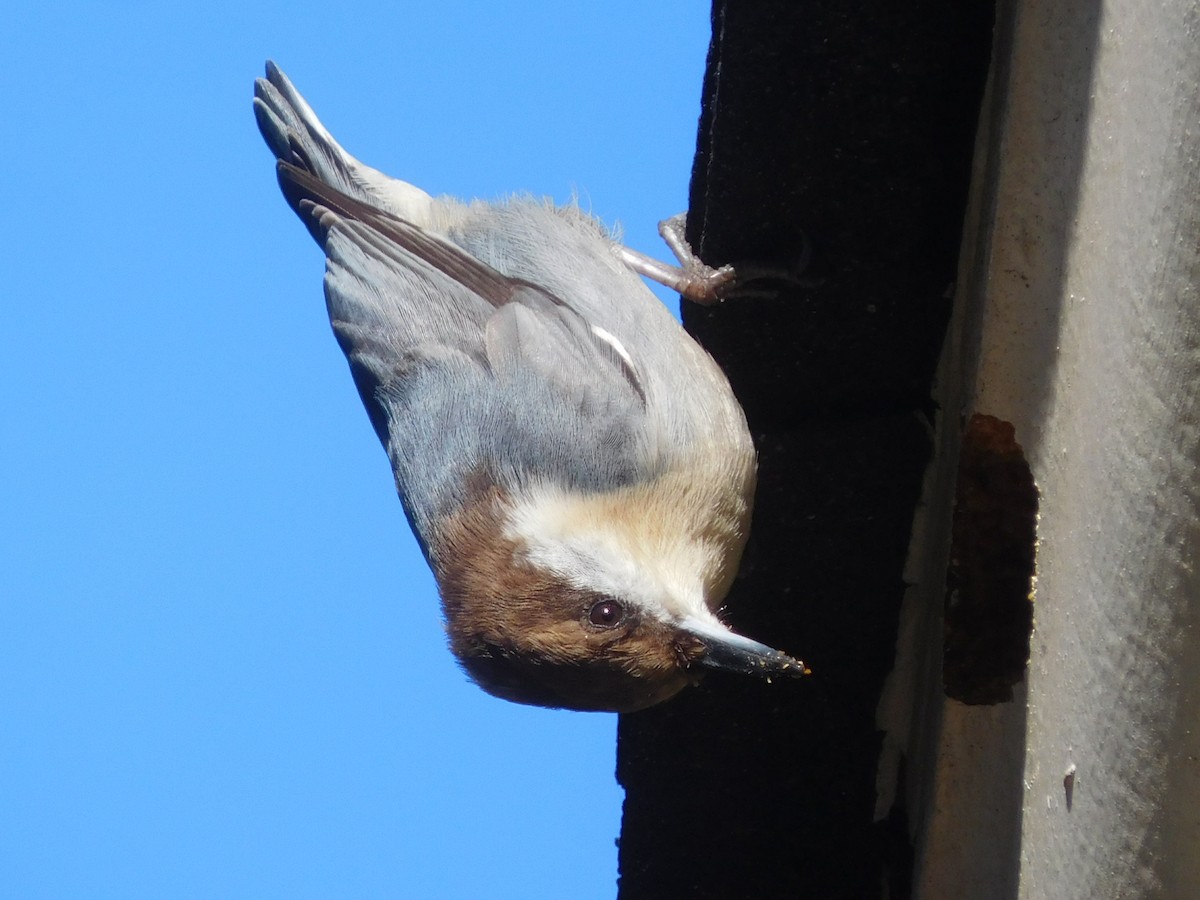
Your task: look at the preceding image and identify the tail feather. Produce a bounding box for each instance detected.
[253,61,442,228]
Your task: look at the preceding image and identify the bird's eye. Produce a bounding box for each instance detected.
[587,599,625,628]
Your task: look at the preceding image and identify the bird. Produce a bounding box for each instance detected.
[252,61,806,712]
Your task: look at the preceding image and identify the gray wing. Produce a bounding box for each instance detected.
[271,164,652,543]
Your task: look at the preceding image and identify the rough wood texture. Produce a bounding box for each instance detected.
[917,0,1200,896]
[616,3,994,897]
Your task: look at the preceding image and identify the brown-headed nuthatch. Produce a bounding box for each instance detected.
[253,62,806,711]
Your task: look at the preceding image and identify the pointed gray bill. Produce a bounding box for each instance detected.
[680,615,809,679]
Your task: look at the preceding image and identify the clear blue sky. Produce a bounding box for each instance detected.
[1,3,711,897]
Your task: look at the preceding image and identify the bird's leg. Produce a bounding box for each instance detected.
[615,215,735,306]
[616,213,814,305]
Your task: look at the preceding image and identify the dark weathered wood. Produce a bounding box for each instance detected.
[617,3,994,897]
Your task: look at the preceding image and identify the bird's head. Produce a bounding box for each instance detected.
[431,479,806,712]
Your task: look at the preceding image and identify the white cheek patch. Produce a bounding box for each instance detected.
[529,527,644,602]
[503,484,711,622]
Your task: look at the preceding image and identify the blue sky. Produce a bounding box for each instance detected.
[1,3,711,897]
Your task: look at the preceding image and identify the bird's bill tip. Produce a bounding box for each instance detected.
[680,615,810,680]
